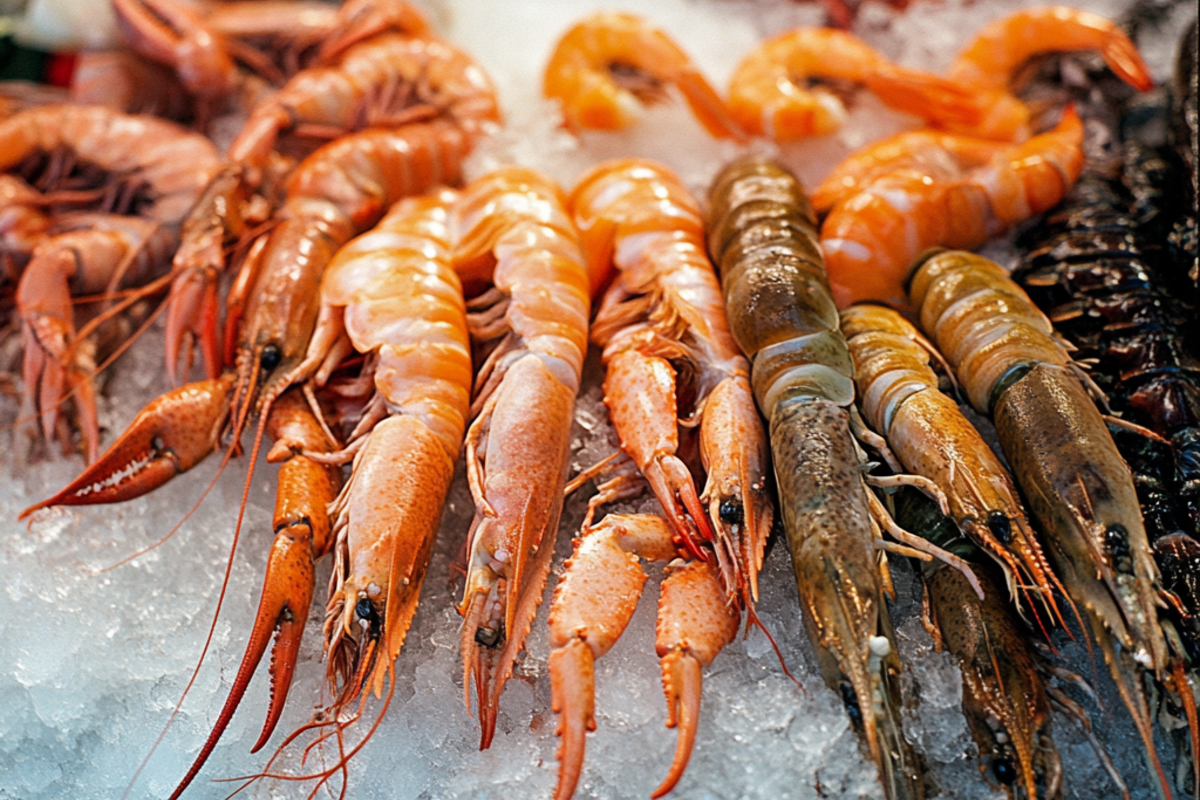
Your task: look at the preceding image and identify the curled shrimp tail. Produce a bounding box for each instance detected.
[863,63,984,131]
[1101,31,1154,92]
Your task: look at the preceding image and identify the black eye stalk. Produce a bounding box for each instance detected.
[260,344,282,372]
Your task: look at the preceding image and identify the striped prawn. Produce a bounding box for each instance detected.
[451,167,592,750]
[706,158,977,800]
[909,249,1173,796]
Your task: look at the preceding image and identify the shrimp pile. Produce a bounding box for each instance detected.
[6,2,1196,799]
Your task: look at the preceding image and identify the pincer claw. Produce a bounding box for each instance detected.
[19,373,235,518]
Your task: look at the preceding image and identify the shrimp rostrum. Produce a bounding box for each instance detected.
[909,249,1172,795]
[707,158,971,800]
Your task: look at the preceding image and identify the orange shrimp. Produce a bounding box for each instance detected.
[726,28,981,140]
[543,11,744,141]
[548,513,738,800]
[305,189,471,708]
[452,167,592,749]
[16,212,176,462]
[567,158,773,609]
[168,29,499,383]
[228,32,500,182]
[22,121,476,799]
[820,107,1083,309]
[928,6,1153,140]
[110,0,431,123]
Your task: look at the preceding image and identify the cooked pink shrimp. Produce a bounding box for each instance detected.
[543,11,744,140]
[727,27,981,140]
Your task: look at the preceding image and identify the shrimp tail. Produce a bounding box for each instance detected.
[1101,28,1154,92]
[671,68,748,142]
[863,63,984,131]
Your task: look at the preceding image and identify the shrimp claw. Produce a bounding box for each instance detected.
[19,373,235,518]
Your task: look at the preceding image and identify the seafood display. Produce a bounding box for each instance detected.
[3,0,1197,799]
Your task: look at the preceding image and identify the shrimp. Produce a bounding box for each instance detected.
[934,6,1154,141]
[111,0,239,123]
[820,107,1083,309]
[1,103,226,457]
[68,50,193,121]
[707,157,971,800]
[542,11,744,141]
[567,158,773,608]
[228,32,500,184]
[840,303,1067,630]
[548,513,738,800]
[110,0,431,124]
[909,248,1172,796]
[893,488,1067,800]
[452,167,591,750]
[726,28,981,140]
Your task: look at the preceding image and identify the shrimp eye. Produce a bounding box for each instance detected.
[839,683,863,729]
[260,344,282,371]
[719,499,743,525]
[355,597,378,625]
[1105,524,1133,572]
[475,622,503,648]
[992,757,1017,785]
[987,511,1012,544]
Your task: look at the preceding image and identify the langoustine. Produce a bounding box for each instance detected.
[21,119,477,797]
[211,188,473,799]
[452,167,592,750]
[567,158,773,608]
[0,103,226,461]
